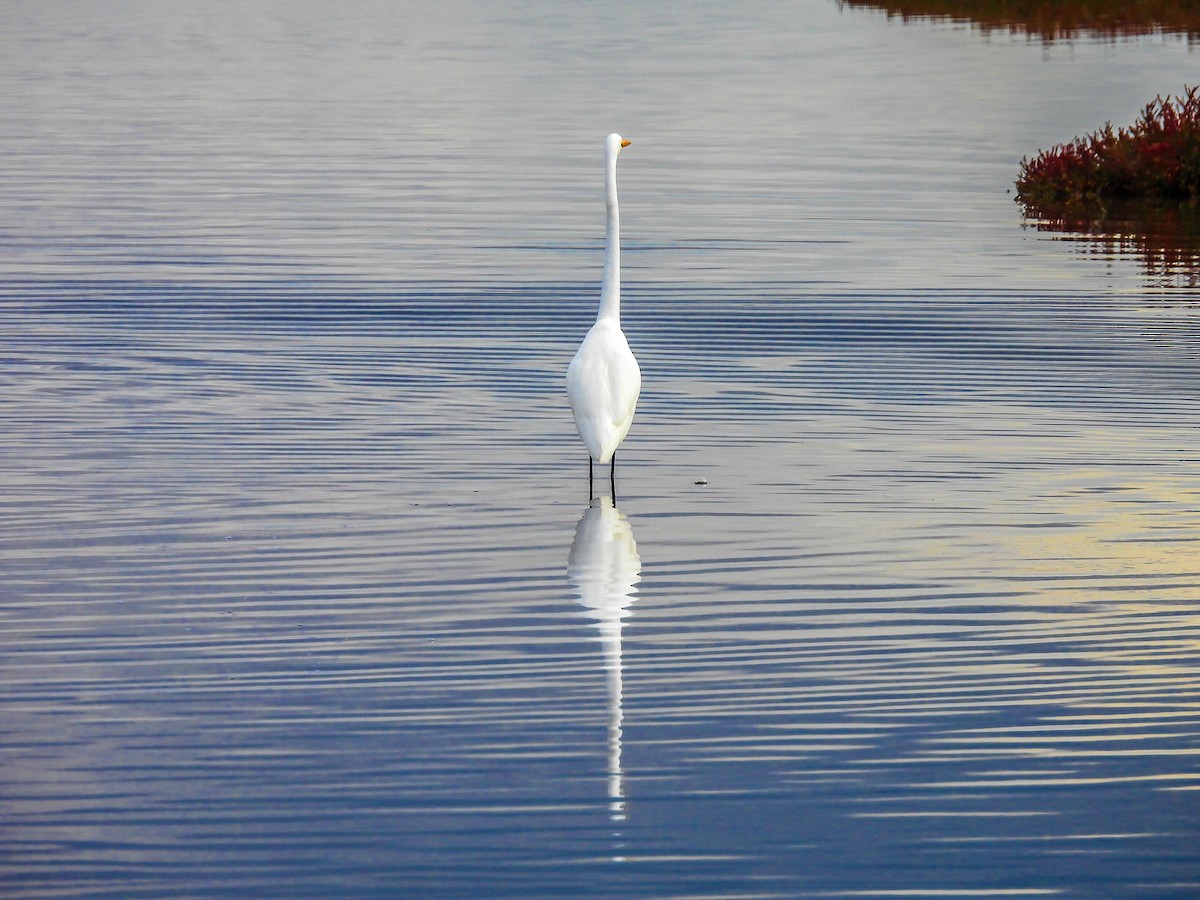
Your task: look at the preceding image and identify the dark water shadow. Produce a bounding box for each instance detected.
[1022,200,1200,291]
[839,0,1200,41]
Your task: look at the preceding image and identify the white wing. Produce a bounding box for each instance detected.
[567,321,641,463]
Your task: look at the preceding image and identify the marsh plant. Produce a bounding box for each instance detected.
[1016,86,1200,208]
[1016,86,1200,287]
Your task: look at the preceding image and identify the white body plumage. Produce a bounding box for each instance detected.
[567,133,641,468]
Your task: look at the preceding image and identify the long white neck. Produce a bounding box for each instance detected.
[598,148,620,322]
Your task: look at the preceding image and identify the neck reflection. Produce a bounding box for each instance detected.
[567,497,641,823]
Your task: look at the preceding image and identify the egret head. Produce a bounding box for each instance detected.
[607,133,631,157]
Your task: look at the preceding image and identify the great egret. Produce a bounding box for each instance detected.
[567,133,641,499]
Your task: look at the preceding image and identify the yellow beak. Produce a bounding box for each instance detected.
[621,139,631,148]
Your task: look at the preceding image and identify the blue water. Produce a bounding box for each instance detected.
[2,2,1199,897]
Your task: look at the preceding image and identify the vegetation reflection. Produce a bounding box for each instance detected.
[840,0,1200,41]
[1021,201,1200,289]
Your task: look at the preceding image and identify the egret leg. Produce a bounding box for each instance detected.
[610,452,617,502]
[588,456,594,500]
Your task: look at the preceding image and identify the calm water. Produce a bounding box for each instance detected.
[3,2,1200,897]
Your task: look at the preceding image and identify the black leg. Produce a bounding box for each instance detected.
[588,455,593,500]
[610,452,617,502]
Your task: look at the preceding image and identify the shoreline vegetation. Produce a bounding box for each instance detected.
[1017,87,1200,289]
[840,1,1200,41]
[844,3,1200,209]
[844,3,1200,284]
[1015,86,1200,209]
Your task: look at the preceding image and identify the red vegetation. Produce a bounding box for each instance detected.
[1015,86,1200,208]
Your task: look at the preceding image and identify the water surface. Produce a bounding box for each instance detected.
[2,2,1199,897]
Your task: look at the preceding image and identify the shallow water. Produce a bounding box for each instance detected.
[2,2,1199,897]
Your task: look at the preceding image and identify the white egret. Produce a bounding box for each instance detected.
[567,133,641,499]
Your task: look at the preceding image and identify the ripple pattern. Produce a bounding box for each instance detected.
[3,2,1200,897]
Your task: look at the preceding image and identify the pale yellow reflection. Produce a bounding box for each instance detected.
[568,498,641,824]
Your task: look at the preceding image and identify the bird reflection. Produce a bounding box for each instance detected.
[568,497,640,824]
